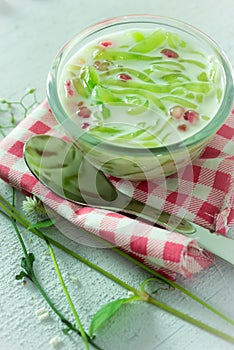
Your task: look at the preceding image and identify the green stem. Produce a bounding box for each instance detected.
[1,194,234,344]
[10,219,73,325]
[0,129,6,137]
[47,241,90,350]
[0,192,138,293]
[110,247,234,326]
[54,232,234,344]
[0,89,38,121]
[32,265,101,349]
[147,295,234,344]
[7,202,102,350]
[0,125,16,129]
[1,194,234,326]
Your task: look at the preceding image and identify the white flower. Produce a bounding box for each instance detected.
[22,195,48,221]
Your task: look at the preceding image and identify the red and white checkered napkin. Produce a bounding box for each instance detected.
[1,100,234,278]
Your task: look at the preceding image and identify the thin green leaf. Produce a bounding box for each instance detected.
[140,277,170,294]
[27,218,56,230]
[28,252,35,266]
[15,271,28,280]
[28,88,36,94]
[141,277,161,291]
[20,257,28,270]
[89,298,134,338]
[62,327,71,335]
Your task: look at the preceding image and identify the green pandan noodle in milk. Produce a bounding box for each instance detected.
[57,27,224,179]
[59,28,223,149]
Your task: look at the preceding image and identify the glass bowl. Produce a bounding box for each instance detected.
[47,15,234,180]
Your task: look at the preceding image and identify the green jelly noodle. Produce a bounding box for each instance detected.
[59,28,224,148]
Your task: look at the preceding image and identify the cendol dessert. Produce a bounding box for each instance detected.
[59,28,223,148]
[48,17,233,180]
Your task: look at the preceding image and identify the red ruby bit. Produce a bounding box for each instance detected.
[64,80,75,97]
[100,41,113,47]
[161,48,179,58]
[183,110,199,124]
[178,124,188,132]
[77,106,92,118]
[119,73,132,80]
[81,122,90,129]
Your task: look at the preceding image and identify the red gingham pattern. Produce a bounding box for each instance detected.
[111,110,234,235]
[1,99,234,278]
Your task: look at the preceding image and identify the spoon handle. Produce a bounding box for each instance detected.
[118,198,196,234]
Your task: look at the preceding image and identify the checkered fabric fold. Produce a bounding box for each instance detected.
[1,100,234,278]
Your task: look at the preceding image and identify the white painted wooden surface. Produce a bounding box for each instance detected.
[1,1,234,349]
